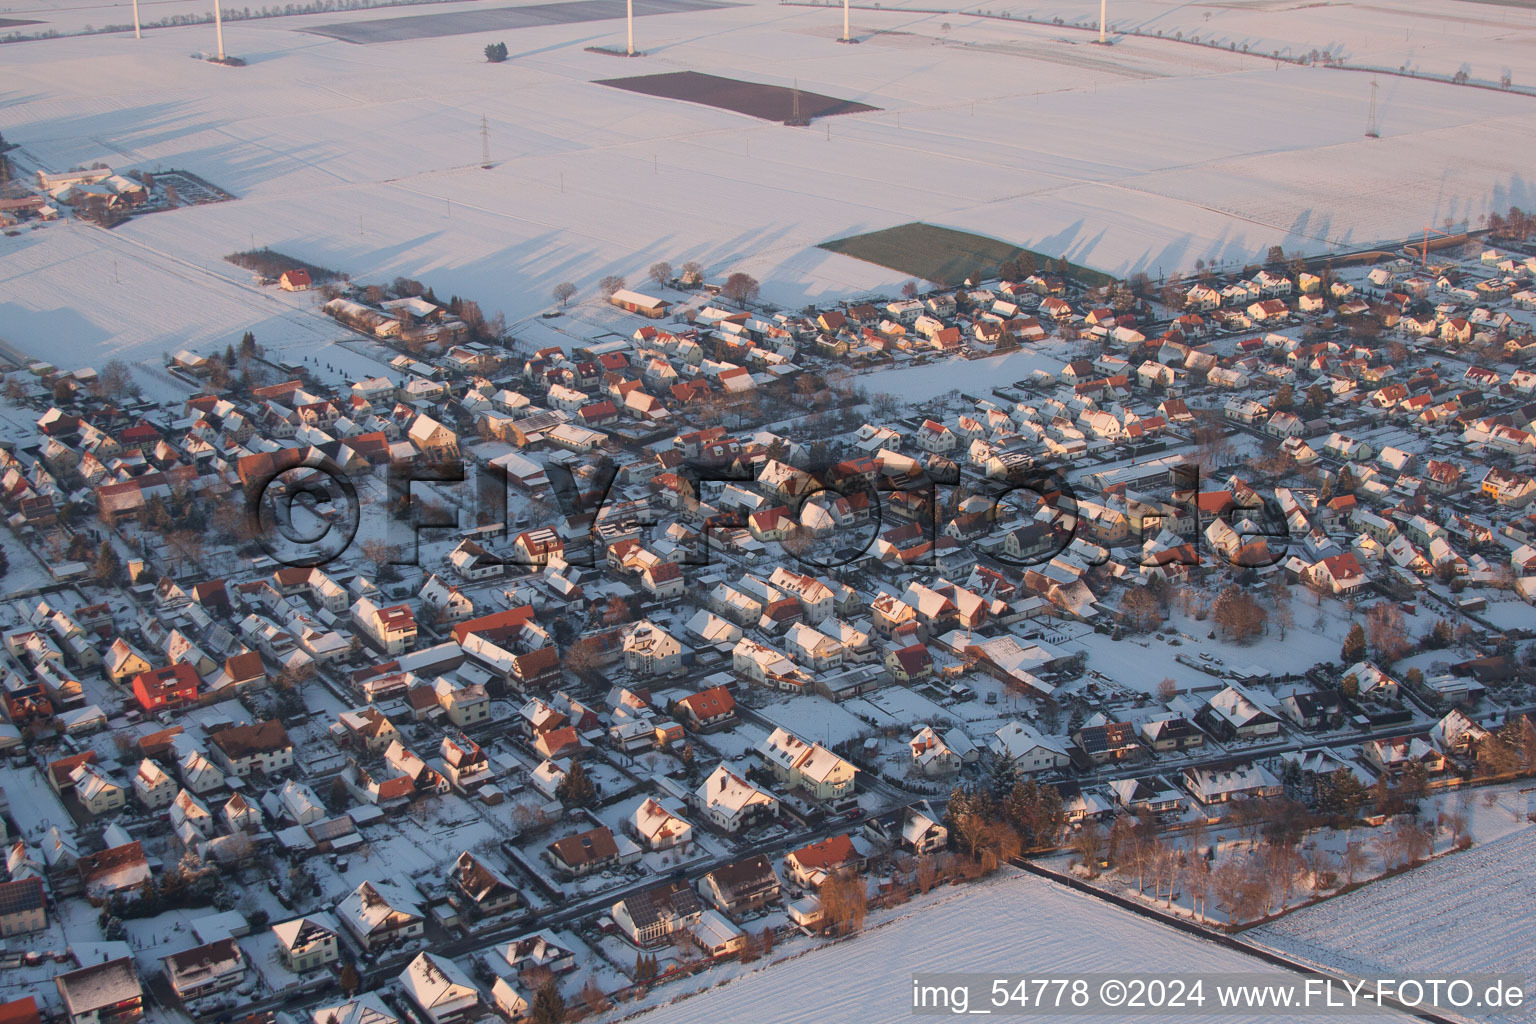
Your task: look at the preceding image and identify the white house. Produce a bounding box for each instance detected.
[988,722,1070,772]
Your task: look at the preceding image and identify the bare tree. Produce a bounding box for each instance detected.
[1364,602,1411,664]
[166,529,205,572]
[1210,858,1247,925]
[1118,830,1155,894]
[1193,416,1234,471]
[1339,836,1368,886]
[1271,595,1294,640]
[722,272,760,306]
[1120,587,1164,633]
[564,636,604,683]
[916,855,940,894]
[1225,797,1263,840]
[1372,825,1405,870]
[1212,584,1268,643]
[820,870,868,936]
[1184,817,1208,859]
[598,275,626,298]
[648,261,673,287]
[1107,814,1137,868]
[1239,857,1276,919]
[1304,845,1337,893]
[579,978,610,1013]
[1264,842,1305,910]
[1182,853,1211,918]
[977,821,1022,873]
[553,281,577,306]
[359,539,401,574]
[949,810,990,859]
[1072,822,1104,877]
[1150,842,1178,906]
[95,359,136,399]
[1439,809,1468,847]
[1401,820,1434,864]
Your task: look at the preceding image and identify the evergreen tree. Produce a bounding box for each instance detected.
[531,982,565,1024]
[1341,622,1366,665]
[94,541,120,583]
[982,749,1019,798]
[555,761,597,807]
[1316,767,1367,816]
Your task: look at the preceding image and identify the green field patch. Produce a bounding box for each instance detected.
[818,222,1116,289]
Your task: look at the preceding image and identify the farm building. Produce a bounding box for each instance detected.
[610,289,672,318]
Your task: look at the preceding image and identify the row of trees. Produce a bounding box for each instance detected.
[1119,574,1294,642]
[946,774,1069,864]
[554,265,759,308]
[1071,799,1443,925]
[1485,206,1532,241]
[1341,606,1462,670]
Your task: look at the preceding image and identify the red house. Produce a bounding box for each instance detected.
[131,664,200,713]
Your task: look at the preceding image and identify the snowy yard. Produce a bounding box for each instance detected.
[0,527,59,597]
[755,693,872,748]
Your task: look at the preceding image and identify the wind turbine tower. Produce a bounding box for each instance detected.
[213,0,225,59]
[843,0,850,42]
[627,0,634,55]
[1365,77,1380,138]
[132,0,140,38]
[1099,0,1107,44]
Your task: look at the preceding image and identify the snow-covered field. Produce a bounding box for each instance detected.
[1251,824,1536,1024]
[869,0,1536,91]
[4,0,1536,368]
[630,867,1401,1024]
